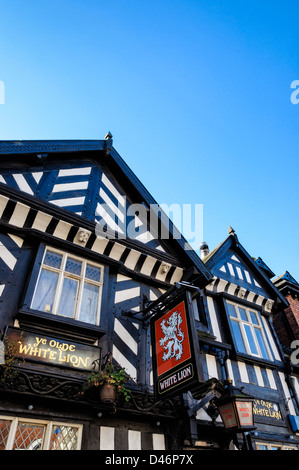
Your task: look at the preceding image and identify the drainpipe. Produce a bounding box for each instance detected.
[216,349,230,383]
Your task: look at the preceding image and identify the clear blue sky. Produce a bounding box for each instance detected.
[0,0,298,282]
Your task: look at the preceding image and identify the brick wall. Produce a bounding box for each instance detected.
[273,294,299,348]
[285,294,299,339]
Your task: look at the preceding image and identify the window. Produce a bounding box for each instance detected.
[226,301,272,360]
[192,296,208,326]
[0,416,82,450]
[31,247,104,325]
[256,442,297,450]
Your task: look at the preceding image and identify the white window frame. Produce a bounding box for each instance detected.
[31,247,104,325]
[0,415,83,450]
[256,441,297,450]
[226,300,273,360]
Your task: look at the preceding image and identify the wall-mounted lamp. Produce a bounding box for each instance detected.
[215,379,256,433]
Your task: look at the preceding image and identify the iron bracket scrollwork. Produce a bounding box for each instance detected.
[0,368,85,402]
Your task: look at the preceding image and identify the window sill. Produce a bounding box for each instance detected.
[233,351,282,369]
[16,308,107,345]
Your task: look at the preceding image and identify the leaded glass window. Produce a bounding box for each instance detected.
[31,248,104,325]
[13,423,45,450]
[0,417,82,450]
[0,419,12,450]
[49,425,79,450]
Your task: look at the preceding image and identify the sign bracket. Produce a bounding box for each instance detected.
[122,281,202,326]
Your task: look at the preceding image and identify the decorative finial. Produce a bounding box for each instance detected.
[104,132,113,155]
[228,226,235,235]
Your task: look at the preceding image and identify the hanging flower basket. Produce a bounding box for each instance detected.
[81,361,131,406]
[99,383,117,404]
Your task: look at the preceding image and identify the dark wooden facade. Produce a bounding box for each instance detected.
[0,138,298,451]
[192,232,299,450]
[0,138,213,450]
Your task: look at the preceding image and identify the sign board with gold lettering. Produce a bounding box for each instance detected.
[5,327,100,372]
[253,399,284,423]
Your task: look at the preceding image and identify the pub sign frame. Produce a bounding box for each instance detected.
[150,291,200,400]
[4,326,101,372]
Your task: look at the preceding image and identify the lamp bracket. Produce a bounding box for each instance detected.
[185,390,221,417]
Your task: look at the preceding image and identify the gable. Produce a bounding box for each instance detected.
[0,140,213,289]
[204,232,288,307]
[213,251,269,297]
[0,159,167,253]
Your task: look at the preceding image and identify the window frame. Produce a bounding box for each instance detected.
[225,299,273,361]
[30,246,104,326]
[255,441,297,450]
[0,415,83,450]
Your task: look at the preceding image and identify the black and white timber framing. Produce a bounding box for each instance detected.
[0,138,212,451]
[0,138,298,451]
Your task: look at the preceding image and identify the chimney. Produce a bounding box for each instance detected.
[200,241,209,259]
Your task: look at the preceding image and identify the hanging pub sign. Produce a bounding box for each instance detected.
[150,291,200,400]
[4,326,101,372]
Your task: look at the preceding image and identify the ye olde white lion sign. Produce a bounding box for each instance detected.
[150,291,200,400]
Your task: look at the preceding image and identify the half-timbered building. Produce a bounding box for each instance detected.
[273,271,299,347]
[272,271,299,439]
[0,137,298,451]
[187,230,299,450]
[0,137,213,451]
